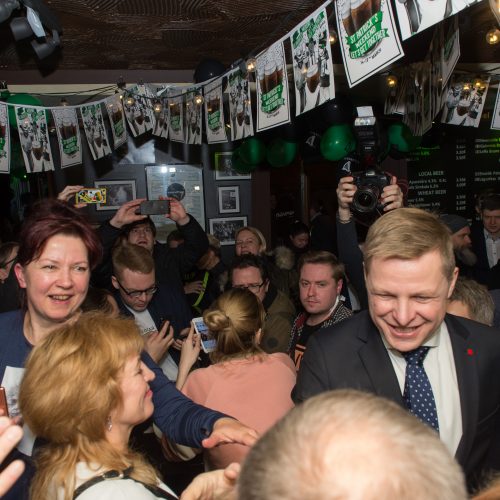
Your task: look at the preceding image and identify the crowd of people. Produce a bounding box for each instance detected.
[0,177,499,499]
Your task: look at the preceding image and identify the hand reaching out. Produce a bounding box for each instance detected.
[109,198,146,229]
[144,321,174,363]
[0,417,25,497]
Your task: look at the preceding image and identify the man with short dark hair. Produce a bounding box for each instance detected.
[288,250,352,370]
[230,254,295,354]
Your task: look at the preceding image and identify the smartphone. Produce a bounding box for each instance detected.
[0,387,9,418]
[139,200,170,215]
[75,188,106,204]
[192,317,216,353]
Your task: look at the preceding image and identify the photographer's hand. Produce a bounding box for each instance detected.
[337,176,357,222]
[381,176,404,212]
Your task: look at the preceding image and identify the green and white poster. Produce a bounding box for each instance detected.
[0,104,10,173]
[227,69,254,141]
[335,0,404,87]
[168,93,184,143]
[256,41,291,132]
[105,94,127,149]
[52,107,82,168]
[185,88,202,145]
[290,6,335,116]
[79,103,112,160]
[204,77,227,144]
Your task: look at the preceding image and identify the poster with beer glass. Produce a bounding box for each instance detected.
[152,97,169,139]
[205,77,227,144]
[185,88,202,145]
[168,93,185,143]
[335,0,404,87]
[290,6,335,116]
[16,106,54,173]
[394,0,480,40]
[440,17,460,90]
[122,84,154,137]
[79,104,112,160]
[441,76,490,128]
[0,104,10,173]
[492,85,500,131]
[227,69,254,141]
[255,41,291,132]
[105,93,127,149]
[52,107,82,168]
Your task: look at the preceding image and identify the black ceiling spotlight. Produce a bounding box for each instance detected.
[3,0,62,60]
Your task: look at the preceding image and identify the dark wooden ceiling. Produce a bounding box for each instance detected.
[0,0,498,75]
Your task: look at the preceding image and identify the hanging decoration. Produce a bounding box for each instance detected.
[266,138,298,167]
[491,85,500,130]
[387,122,422,157]
[52,107,82,168]
[168,91,184,143]
[204,77,228,144]
[105,94,127,148]
[320,123,356,161]
[16,105,54,172]
[79,103,112,160]
[6,93,43,129]
[185,88,202,145]
[123,84,154,137]
[227,68,254,141]
[240,137,266,165]
[290,6,335,116]
[0,104,10,173]
[152,97,169,139]
[394,0,480,40]
[335,0,404,87]
[232,148,258,174]
[439,17,460,89]
[256,41,291,132]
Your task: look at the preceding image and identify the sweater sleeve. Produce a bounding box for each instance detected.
[142,351,227,447]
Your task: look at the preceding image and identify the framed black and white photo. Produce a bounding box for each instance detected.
[209,216,247,246]
[214,152,251,180]
[218,186,240,214]
[94,180,136,211]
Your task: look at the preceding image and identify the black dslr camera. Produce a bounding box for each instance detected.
[351,167,392,214]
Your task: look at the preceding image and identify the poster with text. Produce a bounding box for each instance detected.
[105,94,127,149]
[256,41,291,132]
[0,104,10,173]
[79,104,112,160]
[491,86,500,131]
[52,107,82,168]
[335,0,404,87]
[441,76,490,128]
[227,69,254,141]
[204,77,227,143]
[15,106,54,172]
[395,0,480,40]
[290,6,335,116]
[440,17,460,88]
[152,98,169,139]
[185,88,202,145]
[168,93,185,143]
[122,84,154,137]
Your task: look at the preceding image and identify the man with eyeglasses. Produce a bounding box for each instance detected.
[230,254,295,354]
[288,250,352,371]
[111,243,192,381]
[94,197,208,292]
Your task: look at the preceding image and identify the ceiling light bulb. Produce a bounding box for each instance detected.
[153,102,162,113]
[60,97,68,106]
[486,28,500,44]
[386,74,398,88]
[194,94,204,106]
[246,58,257,72]
[329,30,338,44]
[125,96,135,106]
[473,77,482,89]
[463,82,471,91]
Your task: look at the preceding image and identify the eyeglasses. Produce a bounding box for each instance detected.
[233,282,265,293]
[115,278,158,298]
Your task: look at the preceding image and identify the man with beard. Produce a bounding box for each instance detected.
[439,214,477,276]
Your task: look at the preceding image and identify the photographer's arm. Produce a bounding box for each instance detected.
[381,176,404,212]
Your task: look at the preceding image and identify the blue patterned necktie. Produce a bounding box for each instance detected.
[402,346,439,432]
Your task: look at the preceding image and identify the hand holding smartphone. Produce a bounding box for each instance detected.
[0,387,9,418]
[192,317,216,353]
[137,200,171,215]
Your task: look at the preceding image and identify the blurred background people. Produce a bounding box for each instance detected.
[0,242,20,313]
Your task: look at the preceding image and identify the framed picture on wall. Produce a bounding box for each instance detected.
[209,216,248,246]
[94,180,136,211]
[214,152,251,180]
[218,186,240,214]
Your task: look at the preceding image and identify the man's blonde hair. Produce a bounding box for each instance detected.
[112,242,154,278]
[363,208,456,281]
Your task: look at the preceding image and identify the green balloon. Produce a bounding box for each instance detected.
[239,137,266,165]
[387,122,422,153]
[266,139,298,168]
[320,124,356,161]
[232,148,257,174]
[6,94,44,129]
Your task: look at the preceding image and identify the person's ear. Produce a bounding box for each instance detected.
[111,275,119,290]
[447,267,459,299]
[336,278,343,295]
[264,279,270,294]
[255,328,263,345]
[14,263,27,289]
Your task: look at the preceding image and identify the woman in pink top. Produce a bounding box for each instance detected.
[174,288,296,470]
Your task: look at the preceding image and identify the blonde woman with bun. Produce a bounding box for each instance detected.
[175,288,296,470]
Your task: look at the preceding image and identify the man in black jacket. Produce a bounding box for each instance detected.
[92,197,208,291]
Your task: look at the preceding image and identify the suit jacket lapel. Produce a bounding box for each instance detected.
[357,319,405,407]
[446,315,479,464]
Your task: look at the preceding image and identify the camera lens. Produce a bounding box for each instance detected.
[352,186,379,213]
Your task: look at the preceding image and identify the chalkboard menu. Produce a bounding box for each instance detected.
[406,127,500,218]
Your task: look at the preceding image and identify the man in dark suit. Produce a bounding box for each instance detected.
[294,208,500,490]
